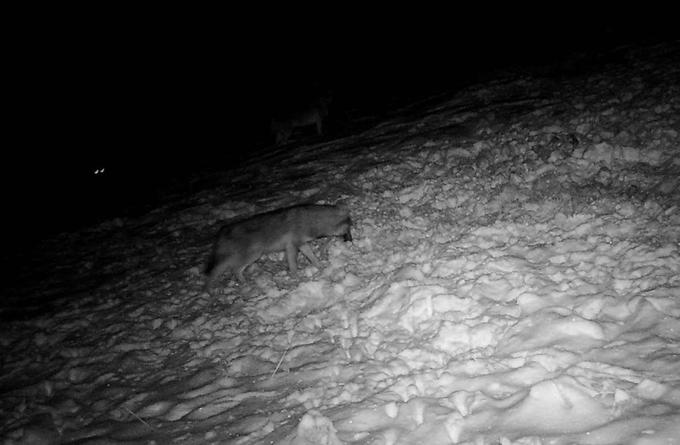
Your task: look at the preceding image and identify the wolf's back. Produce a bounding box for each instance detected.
[203,204,351,289]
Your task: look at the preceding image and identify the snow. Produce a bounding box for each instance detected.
[2,42,680,444]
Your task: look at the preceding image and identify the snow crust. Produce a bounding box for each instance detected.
[2,42,679,444]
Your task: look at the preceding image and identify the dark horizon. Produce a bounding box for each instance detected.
[6,13,678,249]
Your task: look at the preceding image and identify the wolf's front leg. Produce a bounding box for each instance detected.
[299,244,321,268]
[285,243,299,275]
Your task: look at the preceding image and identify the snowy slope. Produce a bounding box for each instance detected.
[2,42,679,445]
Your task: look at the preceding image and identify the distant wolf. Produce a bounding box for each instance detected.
[204,204,352,290]
[270,92,332,145]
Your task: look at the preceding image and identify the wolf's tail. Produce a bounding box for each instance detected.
[204,251,217,275]
[202,252,220,292]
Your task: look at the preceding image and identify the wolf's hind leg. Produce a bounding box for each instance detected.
[205,260,232,291]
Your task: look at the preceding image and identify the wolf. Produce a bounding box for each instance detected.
[270,92,332,145]
[204,204,352,290]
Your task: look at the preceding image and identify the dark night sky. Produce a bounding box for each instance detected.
[5,7,678,245]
